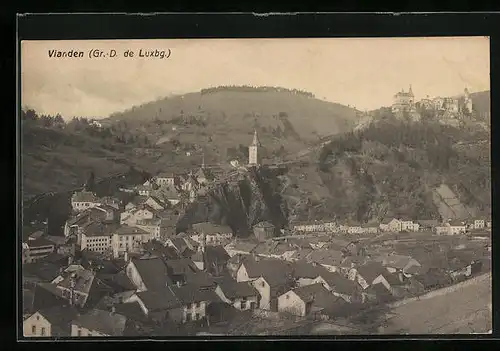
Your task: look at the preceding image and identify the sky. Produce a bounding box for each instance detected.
[21,37,490,119]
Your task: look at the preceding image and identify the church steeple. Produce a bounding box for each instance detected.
[251,129,261,146]
[248,129,262,166]
[409,84,413,96]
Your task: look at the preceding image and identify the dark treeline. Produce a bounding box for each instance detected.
[21,108,153,148]
[201,85,315,98]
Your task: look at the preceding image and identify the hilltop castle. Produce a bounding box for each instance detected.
[391,85,474,120]
[392,85,416,114]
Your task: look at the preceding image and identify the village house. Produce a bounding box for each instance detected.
[312,271,362,303]
[292,220,326,233]
[407,268,452,295]
[486,219,492,228]
[339,256,369,277]
[251,273,295,311]
[165,236,198,257]
[236,257,294,310]
[71,309,128,336]
[190,222,233,245]
[379,254,422,276]
[253,221,276,242]
[436,220,467,235]
[134,218,162,239]
[190,245,230,276]
[125,257,173,292]
[400,218,420,232]
[154,173,179,188]
[226,254,249,279]
[98,196,122,210]
[346,221,363,235]
[136,185,152,197]
[79,222,120,254]
[379,218,402,232]
[125,195,166,212]
[361,282,394,304]
[435,224,451,235]
[215,280,259,311]
[306,249,344,272]
[121,204,157,225]
[64,207,110,238]
[352,261,391,290]
[416,219,439,232]
[126,285,218,324]
[124,288,184,323]
[111,225,152,258]
[445,251,483,281]
[277,283,349,319]
[153,186,182,206]
[470,218,486,230]
[23,305,78,337]
[287,248,314,262]
[224,241,258,257]
[253,241,296,261]
[71,191,102,212]
[291,260,330,287]
[360,223,379,234]
[55,268,113,308]
[162,258,214,289]
[23,237,56,263]
[336,224,349,234]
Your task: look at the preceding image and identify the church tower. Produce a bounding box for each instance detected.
[248,129,262,166]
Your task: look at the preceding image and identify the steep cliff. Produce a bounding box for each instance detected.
[177,167,289,238]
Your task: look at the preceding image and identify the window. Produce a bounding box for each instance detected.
[286,294,289,299]
[36,315,40,320]
[195,313,200,320]
[186,313,192,322]
[41,327,46,336]
[31,325,36,334]
[261,281,265,287]
[77,329,82,336]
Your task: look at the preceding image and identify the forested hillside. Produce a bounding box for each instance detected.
[318,115,491,221]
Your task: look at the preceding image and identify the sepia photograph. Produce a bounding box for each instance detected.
[20,36,491,337]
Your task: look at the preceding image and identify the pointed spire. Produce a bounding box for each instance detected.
[409,84,413,96]
[251,129,260,146]
[201,153,205,169]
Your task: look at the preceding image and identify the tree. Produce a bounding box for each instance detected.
[22,108,38,121]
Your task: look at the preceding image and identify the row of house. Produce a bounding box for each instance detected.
[292,217,491,235]
[23,226,487,337]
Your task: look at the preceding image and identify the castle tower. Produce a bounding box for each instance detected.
[248,129,262,166]
[464,87,473,113]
